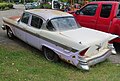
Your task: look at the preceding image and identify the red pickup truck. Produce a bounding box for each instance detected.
[73,1,120,43]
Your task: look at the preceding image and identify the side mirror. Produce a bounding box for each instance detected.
[75,10,80,15]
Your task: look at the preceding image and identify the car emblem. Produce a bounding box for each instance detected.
[96,44,102,51]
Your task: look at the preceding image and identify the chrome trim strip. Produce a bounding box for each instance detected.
[4,20,78,53]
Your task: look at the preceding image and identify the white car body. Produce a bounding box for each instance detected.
[2,9,118,70]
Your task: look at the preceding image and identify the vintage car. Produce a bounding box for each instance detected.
[2,9,117,70]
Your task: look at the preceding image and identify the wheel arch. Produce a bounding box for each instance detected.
[42,44,60,61]
[41,44,59,56]
[42,44,55,52]
[5,25,15,35]
[4,25,9,30]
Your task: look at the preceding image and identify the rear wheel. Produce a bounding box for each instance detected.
[43,47,59,62]
[113,42,120,53]
[7,28,14,39]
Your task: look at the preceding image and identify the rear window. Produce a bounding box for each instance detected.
[50,17,79,31]
[100,4,112,18]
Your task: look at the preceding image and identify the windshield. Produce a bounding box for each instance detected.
[51,17,79,31]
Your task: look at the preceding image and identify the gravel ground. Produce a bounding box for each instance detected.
[0,4,25,44]
[0,4,24,26]
[0,4,120,64]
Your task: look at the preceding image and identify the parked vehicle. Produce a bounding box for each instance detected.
[24,2,39,10]
[2,9,117,70]
[52,0,60,9]
[72,1,120,43]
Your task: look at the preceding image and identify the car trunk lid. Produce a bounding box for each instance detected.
[60,27,117,46]
[60,27,117,57]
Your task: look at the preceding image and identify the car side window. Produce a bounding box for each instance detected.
[46,21,56,31]
[100,4,112,18]
[30,15,43,29]
[21,12,30,24]
[79,4,98,16]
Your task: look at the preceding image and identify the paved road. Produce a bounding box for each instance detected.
[0,4,24,26]
[0,4,120,64]
[0,4,24,44]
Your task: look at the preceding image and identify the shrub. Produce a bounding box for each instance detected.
[0,3,6,10]
[0,0,2,3]
[7,3,13,8]
[36,3,52,9]
[20,0,38,3]
[0,3,13,10]
[43,4,52,9]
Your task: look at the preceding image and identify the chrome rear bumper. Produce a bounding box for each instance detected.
[77,49,111,70]
[87,49,111,66]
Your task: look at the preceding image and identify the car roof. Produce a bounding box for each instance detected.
[25,9,73,20]
[89,1,119,4]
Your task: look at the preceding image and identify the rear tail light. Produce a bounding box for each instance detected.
[79,48,89,56]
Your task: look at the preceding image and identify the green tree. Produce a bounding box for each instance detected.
[0,0,3,2]
[61,0,69,2]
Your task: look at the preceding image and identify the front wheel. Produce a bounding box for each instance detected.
[43,47,59,62]
[7,28,14,39]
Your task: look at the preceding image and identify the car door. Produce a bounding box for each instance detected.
[25,14,44,49]
[96,4,114,32]
[74,4,98,29]
[15,12,31,42]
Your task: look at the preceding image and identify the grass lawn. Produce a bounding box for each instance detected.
[0,43,120,81]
